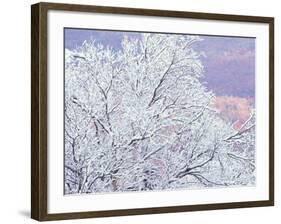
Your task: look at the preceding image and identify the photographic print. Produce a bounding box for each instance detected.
[31,3,274,220]
[64,28,256,195]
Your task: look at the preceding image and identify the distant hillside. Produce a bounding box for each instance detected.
[212,96,254,130]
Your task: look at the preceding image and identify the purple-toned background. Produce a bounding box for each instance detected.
[65,28,255,99]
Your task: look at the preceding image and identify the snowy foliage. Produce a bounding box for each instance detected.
[64,33,255,194]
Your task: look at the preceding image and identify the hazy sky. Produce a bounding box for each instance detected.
[65,28,255,98]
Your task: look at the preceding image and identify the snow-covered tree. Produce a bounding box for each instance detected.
[64,33,255,194]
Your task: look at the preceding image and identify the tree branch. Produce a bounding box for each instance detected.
[148,55,175,107]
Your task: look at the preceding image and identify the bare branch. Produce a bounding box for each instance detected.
[148,55,175,107]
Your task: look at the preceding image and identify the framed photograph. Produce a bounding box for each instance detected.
[31,2,274,221]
